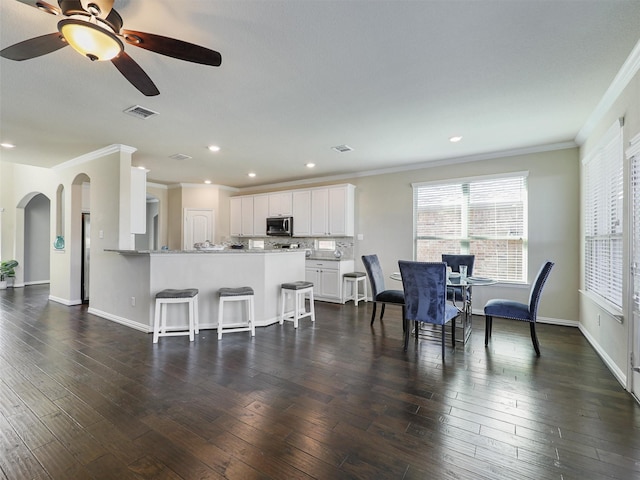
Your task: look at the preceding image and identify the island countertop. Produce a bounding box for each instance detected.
[106,248,304,255]
[93,249,306,333]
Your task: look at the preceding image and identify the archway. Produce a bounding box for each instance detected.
[71,173,90,303]
[14,192,51,288]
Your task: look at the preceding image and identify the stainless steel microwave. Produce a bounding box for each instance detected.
[266,216,293,236]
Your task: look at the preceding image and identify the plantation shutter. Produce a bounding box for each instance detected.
[584,121,624,309]
[630,134,640,315]
[413,173,527,282]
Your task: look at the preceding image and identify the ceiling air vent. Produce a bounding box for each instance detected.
[332,144,353,153]
[123,105,159,120]
[169,153,192,161]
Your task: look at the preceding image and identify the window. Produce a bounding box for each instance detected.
[629,134,640,315]
[413,173,528,282]
[584,121,623,310]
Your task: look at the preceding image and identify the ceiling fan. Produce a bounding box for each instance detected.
[0,0,222,96]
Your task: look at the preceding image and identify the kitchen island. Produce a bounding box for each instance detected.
[92,249,306,334]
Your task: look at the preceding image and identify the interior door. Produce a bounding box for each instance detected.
[184,209,214,249]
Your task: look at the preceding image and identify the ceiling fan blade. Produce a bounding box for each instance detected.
[121,30,222,67]
[0,32,67,61]
[111,51,160,96]
[15,0,61,15]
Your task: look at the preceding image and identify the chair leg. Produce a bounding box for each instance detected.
[414,320,419,344]
[370,302,377,325]
[451,318,456,347]
[485,315,492,347]
[441,324,445,358]
[530,322,541,357]
[402,306,406,332]
[403,318,410,351]
[380,304,386,320]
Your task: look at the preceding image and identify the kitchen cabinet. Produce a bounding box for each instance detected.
[305,259,354,303]
[268,192,292,217]
[310,184,355,236]
[253,194,269,236]
[230,183,355,239]
[230,196,254,236]
[292,190,311,236]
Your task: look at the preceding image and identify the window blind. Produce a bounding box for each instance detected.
[631,139,640,314]
[584,121,623,309]
[413,174,527,282]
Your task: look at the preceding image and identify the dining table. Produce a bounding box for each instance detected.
[390,271,496,344]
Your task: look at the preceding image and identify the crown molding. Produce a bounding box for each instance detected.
[576,38,640,145]
[235,141,576,193]
[52,144,137,171]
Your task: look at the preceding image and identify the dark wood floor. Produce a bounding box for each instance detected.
[2,286,640,479]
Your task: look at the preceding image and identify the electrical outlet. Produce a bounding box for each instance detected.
[131,296,136,307]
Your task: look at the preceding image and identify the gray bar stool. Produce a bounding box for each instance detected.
[153,288,199,343]
[217,286,256,339]
[280,281,315,328]
[342,271,367,306]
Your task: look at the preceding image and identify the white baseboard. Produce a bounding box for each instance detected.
[24,280,50,286]
[578,323,627,388]
[86,310,282,334]
[470,309,579,327]
[49,295,82,306]
[88,307,151,333]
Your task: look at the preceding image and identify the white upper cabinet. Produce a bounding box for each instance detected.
[328,185,355,236]
[253,194,269,236]
[230,184,355,238]
[230,196,254,236]
[292,190,311,236]
[310,188,329,236]
[310,185,355,236]
[268,192,292,216]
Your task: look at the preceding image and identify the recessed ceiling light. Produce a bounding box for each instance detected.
[1,143,16,149]
[248,172,256,178]
[306,163,316,168]
[208,145,220,152]
[204,180,212,184]
[449,135,463,143]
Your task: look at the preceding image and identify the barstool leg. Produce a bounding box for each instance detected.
[249,297,255,336]
[308,289,315,323]
[354,278,360,306]
[194,294,200,334]
[153,298,161,343]
[279,290,286,325]
[188,297,195,342]
[218,298,224,340]
[293,290,300,328]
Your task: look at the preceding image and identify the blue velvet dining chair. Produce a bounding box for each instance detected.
[361,254,405,325]
[398,261,460,357]
[484,261,554,356]
[442,254,475,302]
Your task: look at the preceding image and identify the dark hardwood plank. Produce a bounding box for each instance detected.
[3,285,640,479]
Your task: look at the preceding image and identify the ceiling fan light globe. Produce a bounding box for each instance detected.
[58,19,123,61]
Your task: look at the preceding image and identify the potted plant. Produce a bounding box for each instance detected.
[0,260,18,289]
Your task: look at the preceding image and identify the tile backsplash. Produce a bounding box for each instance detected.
[226,237,355,260]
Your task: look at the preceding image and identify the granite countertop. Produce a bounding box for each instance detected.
[106,248,306,255]
[306,256,342,261]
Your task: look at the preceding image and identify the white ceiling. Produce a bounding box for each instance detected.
[1,0,640,189]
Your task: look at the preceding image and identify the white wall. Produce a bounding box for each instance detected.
[239,147,580,324]
[579,67,640,385]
